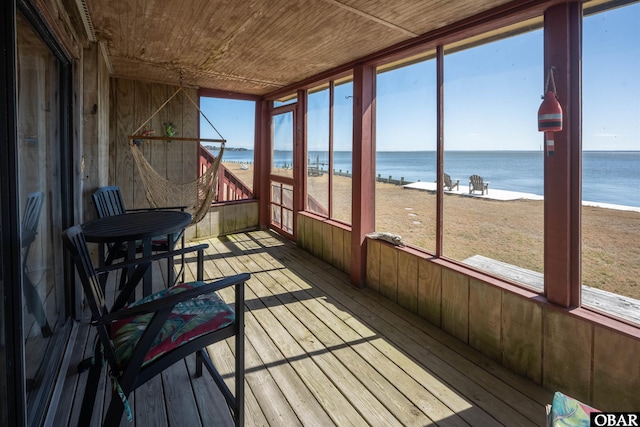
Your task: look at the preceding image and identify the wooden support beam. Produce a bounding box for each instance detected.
[257,99,271,228]
[350,64,376,288]
[543,2,582,308]
[294,89,308,238]
[435,46,444,257]
[127,135,225,143]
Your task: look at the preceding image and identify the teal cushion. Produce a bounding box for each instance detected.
[111,281,235,369]
[547,391,599,427]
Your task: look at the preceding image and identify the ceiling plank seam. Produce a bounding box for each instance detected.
[320,0,419,38]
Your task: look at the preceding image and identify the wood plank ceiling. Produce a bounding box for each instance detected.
[86,0,515,96]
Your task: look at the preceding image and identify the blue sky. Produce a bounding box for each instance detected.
[582,2,640,151]
[200,97,256,148]
[202,2,639,152]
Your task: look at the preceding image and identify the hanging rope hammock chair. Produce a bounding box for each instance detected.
[128,86,225,225]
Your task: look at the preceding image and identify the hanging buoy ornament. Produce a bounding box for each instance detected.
[538,67,562,156]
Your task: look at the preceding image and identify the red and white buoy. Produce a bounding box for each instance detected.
[538,68,562,156]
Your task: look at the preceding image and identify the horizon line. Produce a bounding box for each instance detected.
[221,148,640,153]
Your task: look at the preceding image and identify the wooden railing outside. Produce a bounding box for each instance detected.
[306,194,328,216]
[198,145,254,202]
[199,145,327,216]
[219,163,253,200]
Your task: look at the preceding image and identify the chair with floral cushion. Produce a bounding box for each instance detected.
[62,224,246,426]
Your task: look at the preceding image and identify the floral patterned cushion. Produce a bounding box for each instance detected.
[111,281,235,369]
[546,391,599,427]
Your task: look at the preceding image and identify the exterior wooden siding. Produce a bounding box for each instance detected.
[109,79,199,210]
[298,212,640,411]
[190,200,260,240]
[108,78,259,240]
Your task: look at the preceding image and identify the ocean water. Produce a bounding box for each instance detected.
[220,149,640,207]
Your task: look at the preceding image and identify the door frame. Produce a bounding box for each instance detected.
[268,100,305,239]
[1,1,75,425]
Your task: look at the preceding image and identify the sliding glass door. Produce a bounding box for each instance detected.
[14,9,71,425]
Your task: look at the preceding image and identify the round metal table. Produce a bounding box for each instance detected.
[82,210,192,296]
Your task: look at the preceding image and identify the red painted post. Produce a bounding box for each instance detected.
[328,80,335,218]
[294,89,308,239]
[350,64,376,288]
[257,100,271,228]
[543,2,582,308]
[436,46,444,257]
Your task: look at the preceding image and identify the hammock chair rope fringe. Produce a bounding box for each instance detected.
[128,85,225,225]
[129,143,224,225]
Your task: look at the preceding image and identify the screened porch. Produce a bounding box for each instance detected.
[53,230,551,426]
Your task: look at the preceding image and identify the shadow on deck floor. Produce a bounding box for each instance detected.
[53,230,553,426]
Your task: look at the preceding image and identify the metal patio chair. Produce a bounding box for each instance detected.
[92,185,188,285]
[21,191,52,337]
[62,225,246,426]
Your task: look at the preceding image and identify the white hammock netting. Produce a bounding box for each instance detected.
[129,143,224,225]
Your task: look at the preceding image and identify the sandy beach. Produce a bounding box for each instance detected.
[224,162,640,300]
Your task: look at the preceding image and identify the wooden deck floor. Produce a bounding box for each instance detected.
[54,230,553,426]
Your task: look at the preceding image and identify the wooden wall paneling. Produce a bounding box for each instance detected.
[113,79,135,207]
[195,205,213,238]
[303,214,313,251]
[221,204,237,235]
[343,230,351,275]
[468,279,502,362]
[311,217,323,258]
[592,326,640,411]
[501,292,542,384]
[98,51,110,186]
[183,218,197,240]
[108,78,117,191]
[81,44,100,219]
[209,206,221,237]
[192,202,260,238]
[296,214,307,250]
[247,201,259,229]
[237,201,250,231]
[133,80,152,208]
[165,85,183,196]
[417,257,441,327]
[234,201,247,232]
[378,243,398,303]
[366,238,380,293]
[396,251,418,314]
[441,268,469,343]
[322,221,333,263]
[331,226,344,272]
[150,84,169,206]
[542,309,592,403]
[182,87,198,183]
[305,216,314,254]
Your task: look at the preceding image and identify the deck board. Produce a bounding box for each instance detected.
[55,230,553,426]
[252,237,508,425]
[242,252,438,425]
